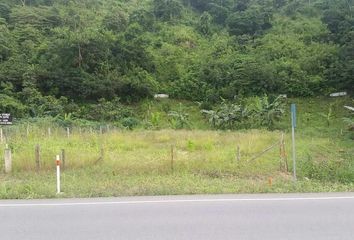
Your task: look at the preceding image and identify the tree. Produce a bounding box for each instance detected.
[9,6,61,30]
[153,0,183,21]
[103,9,127,32]
[206,3,229,24]
[197,12,212,35]
[0,3,11,21]
[0,25,12,62]
[226,7,272,36]
[129,9,155,31]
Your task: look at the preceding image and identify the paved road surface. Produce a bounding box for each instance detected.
[1,193,354,240]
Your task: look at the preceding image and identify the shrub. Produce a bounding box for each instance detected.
[0,94,27,118]
[121,117,140,130]
[79,98,135,122]
[168,103,190,129]
[201,95,286,130]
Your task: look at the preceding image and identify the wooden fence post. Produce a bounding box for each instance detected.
[61,149,66,171]
[280,132,288,172]
[268,177,273,187]
[171,145,174,172]
[4,145,12,173]
[100,148,104,162]
[279,133,283,170]
[236,145,241,162]
[35,144,40,171]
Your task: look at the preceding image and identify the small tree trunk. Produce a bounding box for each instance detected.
[35,144,40,171]
[78,44,83,68]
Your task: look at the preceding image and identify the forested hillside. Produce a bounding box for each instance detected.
[0,0,353,120]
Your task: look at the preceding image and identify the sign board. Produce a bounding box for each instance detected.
[154,94,169,99]
[291,104,296,128]
[330,92,347,97]
[0,113,12,125]
[344,106,354,112]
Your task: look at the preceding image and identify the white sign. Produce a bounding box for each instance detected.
[330,92,347,97]
[344,106,354,112]
[154,94,169,99]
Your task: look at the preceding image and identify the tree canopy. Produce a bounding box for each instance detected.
[0,0,353,118]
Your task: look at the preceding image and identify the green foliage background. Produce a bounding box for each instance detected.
[0,0,353,120]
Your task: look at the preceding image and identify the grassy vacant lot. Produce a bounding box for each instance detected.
[0,97,353,199]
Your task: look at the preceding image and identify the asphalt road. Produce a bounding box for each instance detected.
[1,193,354,240]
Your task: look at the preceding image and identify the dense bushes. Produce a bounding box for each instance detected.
[0,0,352,117]
[202,95,286,130]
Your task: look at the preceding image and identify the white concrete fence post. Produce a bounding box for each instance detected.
[56,154,61,194]
[4,144,12,174]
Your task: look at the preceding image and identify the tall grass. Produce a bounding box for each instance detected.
[1,124,352,180]
[3,125,284,175]
[0,109,353,199]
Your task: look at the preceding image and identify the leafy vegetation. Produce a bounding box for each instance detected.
[0,0,353,123]
[0,0,353,198]
[201,95,285,129]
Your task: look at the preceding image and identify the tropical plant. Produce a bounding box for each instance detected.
[201,100,243,129]
[319,103,335,126]
[168,103,190,129]
[247,95,286,129]
[202,95,286,130]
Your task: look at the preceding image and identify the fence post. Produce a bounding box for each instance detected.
[35,144,40,171]
[280,133,283,170]
[236,145,241,162]
[66,127,70,138]
[291,104,297,181]
[56,155,61,194]
[171,145,174,172]
[48,127,51,137]
[0,128,3,144]
[61,149,66,171]
[279,132,288,172]
[4,145,12,173]
[99,148,104,162]
[268,177,273,187]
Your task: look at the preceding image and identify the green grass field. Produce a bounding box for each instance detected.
[0,97,353,199]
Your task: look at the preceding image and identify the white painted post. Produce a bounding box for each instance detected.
[4,144,12,173]
[66,127,70,138]
[56,155,61,194]
[291,126,296,180]
[0,128,3,144]
[48,127,51,137]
